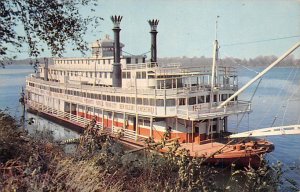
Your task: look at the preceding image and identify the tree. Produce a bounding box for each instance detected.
[0,0,102,67]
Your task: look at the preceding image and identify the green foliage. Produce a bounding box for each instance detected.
[0,0,102,67]
[0,111,298,191]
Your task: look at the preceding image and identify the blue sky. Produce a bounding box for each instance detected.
[19,0,300,59]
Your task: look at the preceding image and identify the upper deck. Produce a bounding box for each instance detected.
[26,34,250,121]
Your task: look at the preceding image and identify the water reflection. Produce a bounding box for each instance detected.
[26,113,80,141]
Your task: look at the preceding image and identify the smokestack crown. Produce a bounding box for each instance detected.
[111,15,123,28]
[148,19,159,31]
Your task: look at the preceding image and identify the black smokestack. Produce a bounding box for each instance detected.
[148,19,159,63]
[111,15,123,87]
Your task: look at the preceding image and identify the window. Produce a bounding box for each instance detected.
[189,97,196,105]
[212,125,217,132]
[127,72,131,79]
[103,60,106,64]
[143,98,149,105]
[156,99,164,106]
[137,98,142,105]
[150,99,155,106]
[111,96,115,102]
[166,99,175,106]
[102,95,107,100]
[136,72,141,79]
[126,97,131,103]
[135,58,138,64]
[104,73,107,78]
[144,119,150,126]
[97,94,101,100]
[206,95,210,103]
[214,95,217,102]
[138,118,143,125]
[142,72,146,79]
[107,95,111,101]
[111,96,116,102]
[116,96,120,102]
[131,98,135,104]
[126,58,131,64]
[198,96,205,103]
[221,94,227,101]
[142,58,145,63]
[121,96,126,103]
[179,98,186,106]
[122,72,127,78]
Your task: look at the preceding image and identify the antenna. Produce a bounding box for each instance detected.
[210,16,220,108]
[215,15,220,40]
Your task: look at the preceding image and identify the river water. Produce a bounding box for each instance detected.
[0,64,299,188]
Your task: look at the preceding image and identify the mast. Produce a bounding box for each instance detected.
[218,40,300,109]
[210,16,219,107]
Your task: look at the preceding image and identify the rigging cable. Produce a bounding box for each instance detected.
[222,35,300,47]
[280,66,300,126]
[220,51,261,132]
[121,50,151,57]
[269,65,299,126]
[255,63,295,128]
[233,77,263,133]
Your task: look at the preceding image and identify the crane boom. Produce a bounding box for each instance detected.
[218,41,300,109]
[229,124,300,138]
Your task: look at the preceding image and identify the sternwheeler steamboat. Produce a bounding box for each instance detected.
[26,15,300,167]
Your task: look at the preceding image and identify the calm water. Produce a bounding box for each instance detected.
[0,64,299,187]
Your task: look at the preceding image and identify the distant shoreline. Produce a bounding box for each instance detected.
[6,55,299,67]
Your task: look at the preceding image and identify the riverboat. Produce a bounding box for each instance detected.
[25,15,283,167]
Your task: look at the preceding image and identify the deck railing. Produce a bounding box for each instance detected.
[27,100,100,128]
[177,101,251,120]
[27,100,148,141]
[26,76,237,97]
[112,126,148,141]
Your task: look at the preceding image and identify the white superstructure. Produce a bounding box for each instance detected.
[26,16,251,143]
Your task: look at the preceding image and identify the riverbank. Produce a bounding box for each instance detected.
[0,110,287,191]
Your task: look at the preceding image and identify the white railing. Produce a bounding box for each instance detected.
[112,126,148,141]
[27,100,102,129]
[26,76,236,97]
[28,100,149,141]
[125,62,158,70]
[177,101,251,120]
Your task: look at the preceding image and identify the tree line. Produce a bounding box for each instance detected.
[159,55,299,67]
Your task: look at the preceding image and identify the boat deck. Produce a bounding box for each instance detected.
[180,142,225,157]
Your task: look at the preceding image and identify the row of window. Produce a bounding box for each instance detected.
[29,82,235,107]
[55,57,146,65]
[48,70,113,79]
[55,59,112,65]
[47,69,149,80]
